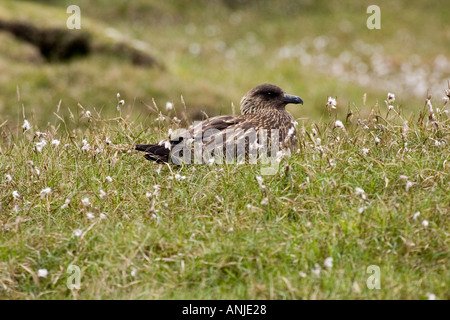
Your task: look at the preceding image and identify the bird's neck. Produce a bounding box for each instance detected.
[240,101,285,115]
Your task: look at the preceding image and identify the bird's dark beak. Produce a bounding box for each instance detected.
[283,94,303,105]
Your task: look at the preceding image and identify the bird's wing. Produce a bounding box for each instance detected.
[172,115,251,143]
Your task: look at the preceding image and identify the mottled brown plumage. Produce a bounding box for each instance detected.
[136,83,303,164]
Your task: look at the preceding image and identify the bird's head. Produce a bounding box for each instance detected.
[240,83,303,115]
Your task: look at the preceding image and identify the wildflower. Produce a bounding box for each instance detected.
[355,187,366,200]
[207,158,215,166]
[117,93,121,99]
[145,192,152,199]
[86,212,95,219]
[33,167,40,176]
[387,105,394,111]
[256,176,265,189]
[12,190,20,200]
[37,269,48,278]
[99,189,107,199]
[174,173,186,181]
[323,257,333,269]
[173,116,181,124]
[118,100,125,106]
[261,197,269,205]
[73,229,82,237]
[85,110,91,118]
[421,220,429,227]
[362,148,369,156]
[405,180,414,191]
[413,212,420,220]
[100,213,107,219]
[5,174,12,182]
[166,102,174,111]
[36,131,47,139]
[81,139,90,152]
[105,176,113,183]
[81,197,91,207]
[61,198,70,209]
[327,97,337,110]
[334,120,345,129]
[40,187,51,196]
[51,139,60,147]
[22,119,31,132]
[374,137,380,144]
[35,140,47,152]
[311,264,321,276]
[426,293,436,300]
[105,137,112,145]
[387,92,395,103]
[299,271,307,278]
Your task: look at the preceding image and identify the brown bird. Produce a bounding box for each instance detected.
[135,83,303,164]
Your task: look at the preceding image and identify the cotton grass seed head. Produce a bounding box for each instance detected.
[40,187,51,196]
[51,139,60,147]
[12,190,20,200]
[334,120,345,129]
[22,119,31,132]
[37,269,48,278]
[324,257,333,269]
[81,197,91,207]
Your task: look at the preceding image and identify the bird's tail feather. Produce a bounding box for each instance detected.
[135,144,170,163]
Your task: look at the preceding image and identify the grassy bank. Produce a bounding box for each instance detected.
[0,93,448,299]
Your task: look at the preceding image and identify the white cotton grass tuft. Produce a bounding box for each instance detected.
[12,190,20,200]
[426,293,436,300]
[355,187,367,200]
[40,187,51,196]
[421,220,429,227]
[326,97,337,110]
[105,176,113,183]
[99,190,107,199]
[334,120,345,129]
[174,173,186,181]
[51,139,60,147]
[61,198,70,209]
[387,92,395,103]
[73,229,83,237]
[81,197,91,207]
[35,140,47,153]
[5,174,12,182]
[166,102,174,111]
[323,257,333,269]
[22,119,31,132]
[37,269,48,278]
[86,212,95,219]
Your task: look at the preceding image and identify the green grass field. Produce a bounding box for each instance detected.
[0,0,449,299]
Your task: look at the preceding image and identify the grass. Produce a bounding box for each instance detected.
[1,0,449,125]
[0,93,448,299]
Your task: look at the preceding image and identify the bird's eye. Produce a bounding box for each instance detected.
[265,91,275,96]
